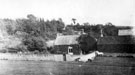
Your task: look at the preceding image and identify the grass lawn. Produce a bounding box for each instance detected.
[0,57,135,75]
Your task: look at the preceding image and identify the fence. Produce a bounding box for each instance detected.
[1,53,134,61]
[0,53,64,61]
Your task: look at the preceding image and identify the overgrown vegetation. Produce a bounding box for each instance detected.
[2,14,65,53]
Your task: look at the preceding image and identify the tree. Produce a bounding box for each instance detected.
[72,18,76,25]
[6,25,14,35]
[3,19,17,35]
[103,23,118,36]
[57,18,65,33]
[62,25,74,35]
[77,34,97,54]
[15,15,48,52]
[23,36,47,52]
[27,14,37,21]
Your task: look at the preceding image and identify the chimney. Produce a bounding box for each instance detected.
[100,29,103,37]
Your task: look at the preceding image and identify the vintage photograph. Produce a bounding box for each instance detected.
[0,0,135,75]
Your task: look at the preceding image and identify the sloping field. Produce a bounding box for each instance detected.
[0,57,135,75]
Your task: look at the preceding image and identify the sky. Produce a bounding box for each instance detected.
[0,0,134,26]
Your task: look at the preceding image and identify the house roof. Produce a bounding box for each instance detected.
[116,26,133,30]
[97,36,135,44]
[54,35,80,45]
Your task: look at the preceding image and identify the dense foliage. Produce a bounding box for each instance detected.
[4,14,65,52]
[77,34,97,54]
[64,22,119,39]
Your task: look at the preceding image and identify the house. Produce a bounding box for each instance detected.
[118,29,133,36]
[116,26,133,36]
[97,26,135,53]
[97,36,135,53]
[53,35,81,54]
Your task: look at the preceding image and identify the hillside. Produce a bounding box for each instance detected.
[0,19,21,52]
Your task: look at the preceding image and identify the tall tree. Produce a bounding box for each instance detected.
[77,34,97,54]
[27,14,37,21]
[103,22,118,36]
[72,18,76,25]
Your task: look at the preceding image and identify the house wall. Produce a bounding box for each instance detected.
[53,44,81,54]
[97,44,135,53]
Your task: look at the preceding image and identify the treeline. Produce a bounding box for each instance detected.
[2,14,126,53]
[64,22,118,38]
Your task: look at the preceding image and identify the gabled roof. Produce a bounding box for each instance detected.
[98,36,135,44]
[54,35,80,45]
